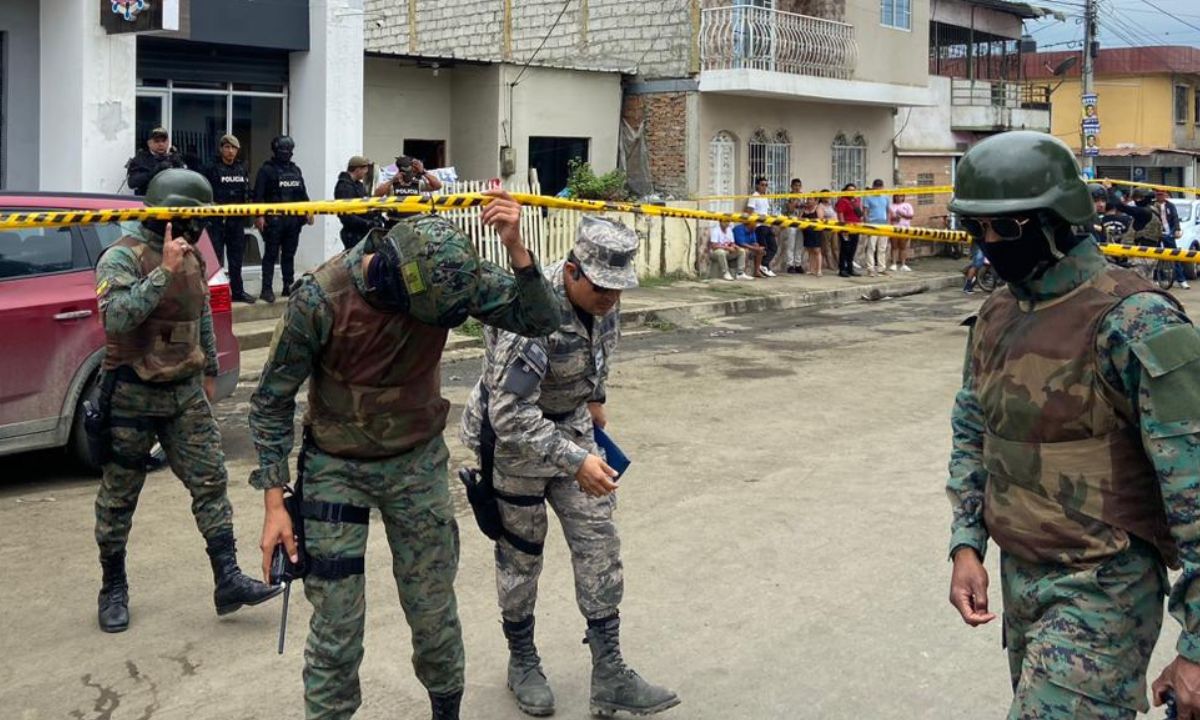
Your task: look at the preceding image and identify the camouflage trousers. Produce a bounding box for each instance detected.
[301,436,463,720]
[1001,539,1166,719]
[94,375,234,557]
[494,467,623,622]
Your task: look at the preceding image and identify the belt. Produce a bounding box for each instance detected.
[111,365,196,388]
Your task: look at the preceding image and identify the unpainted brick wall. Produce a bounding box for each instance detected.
[622,92,690,198]
[365,0,694,79]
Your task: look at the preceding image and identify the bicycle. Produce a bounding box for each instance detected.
[1129,243,1176,291]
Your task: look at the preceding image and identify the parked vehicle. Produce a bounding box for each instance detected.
[0,193,239,471]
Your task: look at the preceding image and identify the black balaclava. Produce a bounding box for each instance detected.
[977,213,1085,284]
[272,137,295,163]
[142,218,206,245]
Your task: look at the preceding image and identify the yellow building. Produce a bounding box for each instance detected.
[1028,46,1200,187]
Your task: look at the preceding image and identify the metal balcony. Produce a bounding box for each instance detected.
[949,79,1052,132]
[700,5,857,81]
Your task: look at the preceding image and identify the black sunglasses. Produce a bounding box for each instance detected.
[960,217,1031,241]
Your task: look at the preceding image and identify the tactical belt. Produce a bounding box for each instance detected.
[307,556,366,580]
[112,365,195,387]
[543,409,574,423]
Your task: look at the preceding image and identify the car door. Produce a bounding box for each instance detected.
[0,224,100,437]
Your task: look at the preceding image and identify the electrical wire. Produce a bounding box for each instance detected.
[1137,0,1200,34]
[510,0,574,87]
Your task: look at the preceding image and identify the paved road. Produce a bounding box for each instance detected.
[0,287,1185,719]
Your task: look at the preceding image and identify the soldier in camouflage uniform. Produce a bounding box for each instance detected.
[94,169,282,634]
[249,190,559,720]
[460,217,680,718]
[944,131,1200,719]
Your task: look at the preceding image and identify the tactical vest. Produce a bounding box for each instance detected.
[102,236,208,381]
[304,256,450,458]
[972,267,1179,569]
[1132,209,1164,245]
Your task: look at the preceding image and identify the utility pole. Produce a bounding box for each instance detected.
[1081,0,1098,174]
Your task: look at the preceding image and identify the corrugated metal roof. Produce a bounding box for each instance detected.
[1023,46,1200,78]
[960,0,1065,21]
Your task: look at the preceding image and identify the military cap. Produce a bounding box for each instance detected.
[219,134,241,149]
[572,216,639,290]
[149,126,169,140]
[347,155,371,170]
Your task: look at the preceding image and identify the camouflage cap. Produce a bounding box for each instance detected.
[572,216,639,290]
[378,214,482,328]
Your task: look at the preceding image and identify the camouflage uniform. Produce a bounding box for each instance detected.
[249,216,558,720]
[460,217,679,717]
[94,222,230,557]
[948,241,1200,719]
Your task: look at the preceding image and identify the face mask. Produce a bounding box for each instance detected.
[273,149,293,162]
[365,249,411,313]
[143,218,204,245]
[975,216,1060,284]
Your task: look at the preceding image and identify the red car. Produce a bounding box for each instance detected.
[0,193,239,470]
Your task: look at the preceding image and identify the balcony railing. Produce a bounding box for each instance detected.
[700,5,857,81]
[950,79,1051,111]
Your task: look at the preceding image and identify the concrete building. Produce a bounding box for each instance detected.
[893,0,1058,226]
[1,0,364,281]
[1023,46,1200,188]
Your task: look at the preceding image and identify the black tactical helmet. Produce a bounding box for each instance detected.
[949,131,1094,226]
[1088,183,1108,200]
[1131,186,1154,203]
[144,168,214,207]
[271,135,295,153]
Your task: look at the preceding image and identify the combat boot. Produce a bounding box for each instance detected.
[205,532,283,615]
[503,616,555,716]
[429,689,462,720]
[585,616,680,717]
[97,551,130,633]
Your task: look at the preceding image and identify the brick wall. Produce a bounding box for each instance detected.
[623,92,690,198]
[896,155,955,258]
[365,0,694,79]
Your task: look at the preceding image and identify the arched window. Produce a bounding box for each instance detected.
[748,128,791,212]
[831,132,867,190]
[709,131,737,215]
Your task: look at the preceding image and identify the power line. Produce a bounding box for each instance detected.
[510,0,574,87]
[1137,0,1200,35]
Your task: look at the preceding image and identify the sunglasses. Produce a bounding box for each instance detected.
[960,216,1031,241]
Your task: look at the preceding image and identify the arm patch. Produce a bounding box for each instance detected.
[1131,324,1200,378]
[499,341,549,397]
[1132,324,1200,424]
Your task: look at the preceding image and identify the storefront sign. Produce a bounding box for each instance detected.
[101,0,180,34]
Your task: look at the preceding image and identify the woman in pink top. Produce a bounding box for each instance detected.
[888,193,915,271]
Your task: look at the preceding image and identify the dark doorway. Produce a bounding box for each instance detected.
[403,139,446,170]
[529,136,589,196]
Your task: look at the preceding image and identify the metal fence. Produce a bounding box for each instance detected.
[700,5,857,80]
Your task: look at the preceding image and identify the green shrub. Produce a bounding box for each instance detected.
[565,159,630,201]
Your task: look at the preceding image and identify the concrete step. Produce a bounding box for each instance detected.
[233,300,286,325]
[233,318,281,352]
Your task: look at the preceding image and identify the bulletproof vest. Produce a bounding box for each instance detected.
[102,236,208,382]
[271,161,306,202]
[211,161,249,204]
[971,267,1179,568]
[304,255,450,458]
[1132,206,1164,244]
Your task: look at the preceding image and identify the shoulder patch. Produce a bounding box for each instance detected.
[1131,324,1200,378]
[95,278,110,298]
[500,340,549,397]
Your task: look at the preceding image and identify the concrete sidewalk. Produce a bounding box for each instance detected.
[234,256,966,381]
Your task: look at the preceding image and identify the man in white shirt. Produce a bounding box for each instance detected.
[748,177,777,276]
[709,220,752,281]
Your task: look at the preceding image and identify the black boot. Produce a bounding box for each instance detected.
[97,551,130,633]
[259,288,276,304]
[503,616,555,716]
[430,689,463,720]
[586,615,680,717]
[205,532,283,616]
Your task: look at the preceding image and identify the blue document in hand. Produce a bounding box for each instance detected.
[594,427,631,479]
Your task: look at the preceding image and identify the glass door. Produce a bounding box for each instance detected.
[135,90,170,153]
[171,90,228,171]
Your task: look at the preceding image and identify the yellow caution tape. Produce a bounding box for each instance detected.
[1099,178,1200,196]
[1097,242,1200,263]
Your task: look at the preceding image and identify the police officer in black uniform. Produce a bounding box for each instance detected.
[253,135,313,303]
[204,134,255,303]
[125,127,186,197]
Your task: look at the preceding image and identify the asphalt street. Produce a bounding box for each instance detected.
[0,286,1187,719]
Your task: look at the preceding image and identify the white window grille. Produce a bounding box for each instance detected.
[748,128,791,213]
[831,132,867,191]
[709,131,737,215]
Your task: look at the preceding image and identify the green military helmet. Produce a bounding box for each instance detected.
[144,168,214,207]
[375,215,483,327]
[949,131,1094,226]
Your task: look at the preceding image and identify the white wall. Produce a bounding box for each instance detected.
[450,65,502,180]
[501,64,622,181]
[894,75,956,153]
[289,0,365,271]
[698,93,896,196]
[363,58,453,170]
[40,0,136,192]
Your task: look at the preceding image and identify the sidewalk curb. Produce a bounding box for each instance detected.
[236,273,963,383]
